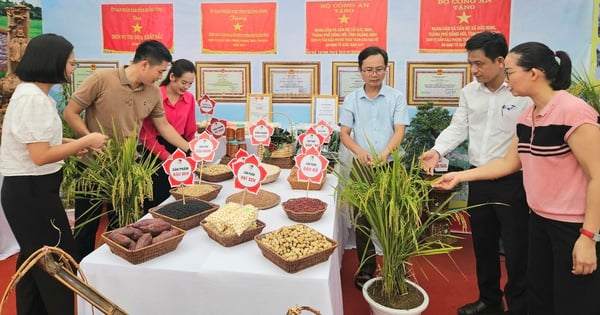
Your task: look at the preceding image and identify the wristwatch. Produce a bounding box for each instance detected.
[579,228,600,242]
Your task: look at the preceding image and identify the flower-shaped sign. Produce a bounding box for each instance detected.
[162,148,198,187]
[298,127,325,152]
[189,131,220,162]
[230,153,267,194]
[248,119,273,146]
[227,149,250,170]
[198,94,216,115]
[294,147,329,184]
[312,120,334,144]
[206,117,227,139]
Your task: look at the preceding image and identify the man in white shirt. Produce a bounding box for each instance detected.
[421,32,530,315]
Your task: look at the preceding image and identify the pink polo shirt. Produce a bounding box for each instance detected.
[516,90,600,223]
[139,85,197,160]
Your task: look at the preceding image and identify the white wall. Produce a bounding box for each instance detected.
[42,0,594,126]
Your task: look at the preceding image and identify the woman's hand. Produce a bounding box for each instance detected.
[572,235,598,275]
[431,172,461,190]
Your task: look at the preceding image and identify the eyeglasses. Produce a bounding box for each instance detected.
[361,67,386,75]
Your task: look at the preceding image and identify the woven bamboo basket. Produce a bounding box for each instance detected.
[254,226,338,273]
[287,166,326,190]
[282,198,328,223]
[149,198,219,230]
[169,183,223,201]
[200,219,266,247]
[287,306,322,315]
[101,226,185,265]
[195,166,234,182]
[261,156,296,169]
[262,163,281,184]
[257,142,296,158]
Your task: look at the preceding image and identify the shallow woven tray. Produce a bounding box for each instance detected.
[200,219,266,247]
[254,226,338,273]
[282,198,328,223]
[149,199,219,230]
[101,225,185,265]
[195,166,234,182]
[261,157,295,169]
[225,190,280,210]
[169,183,223,201]
[262,163,281,184]
[287,167,326,191]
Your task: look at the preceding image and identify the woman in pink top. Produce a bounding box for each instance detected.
[140,59,197,210]
[435,42,600,314]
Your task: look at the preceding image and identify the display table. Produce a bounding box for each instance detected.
[0,176,20,260]
[77,169,343,315]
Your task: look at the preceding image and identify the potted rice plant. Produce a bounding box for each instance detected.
[333,148,470,314]
[65,125,160,229]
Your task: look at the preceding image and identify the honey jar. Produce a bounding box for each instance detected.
[226,128,236,140]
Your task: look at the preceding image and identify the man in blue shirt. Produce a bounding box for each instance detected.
[339,46,410,289]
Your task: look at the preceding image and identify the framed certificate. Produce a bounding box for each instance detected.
[332,61,395,103]
[407,62,472,106]
[195,62,251,102]
[311,95,338,125]
[70,60,119,92]
[246,94,273,124]
[263,62,320,103]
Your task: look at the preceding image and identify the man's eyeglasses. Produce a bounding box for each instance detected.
[361,67,386,75]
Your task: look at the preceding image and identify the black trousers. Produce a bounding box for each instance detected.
[73,161,116,259]
[142,136,179,211]
[527,212,600,315]
[468,171,529,315]
[1,171,78,315]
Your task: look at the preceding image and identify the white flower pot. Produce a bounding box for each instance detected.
[362,277,429,315]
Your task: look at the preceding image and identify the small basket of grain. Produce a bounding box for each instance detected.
[287,166,327,191]
[282,197,327,223]
[149,198,218,230]
[261,163,281,184]
[195,164,233,182]
[169,183,222,201]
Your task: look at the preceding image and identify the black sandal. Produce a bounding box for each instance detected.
[354,273,373,290]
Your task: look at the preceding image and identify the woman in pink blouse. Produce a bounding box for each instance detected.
[140,59,197,210]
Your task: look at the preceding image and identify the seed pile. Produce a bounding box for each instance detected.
[155,200,214,219]
[282,197,326,213]
[259,224,333,261]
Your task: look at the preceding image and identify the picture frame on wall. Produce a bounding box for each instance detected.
[332,61,395,103]
[311,95,338,125]
[246,94,273,124]
[406,62,471,106]
[70,60,120,92]
[263,62,320,103]
[195,62,251,102]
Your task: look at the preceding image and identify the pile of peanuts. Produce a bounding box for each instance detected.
[260,224,333,261]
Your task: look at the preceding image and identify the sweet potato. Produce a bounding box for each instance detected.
[134,233,153,250]
[107,231,134,249]
[132,219,171,236]
[112,226,144,241]
[152,229,179,244]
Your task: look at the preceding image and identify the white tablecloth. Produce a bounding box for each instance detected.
[0,176,20,260]
[77,169,343,315]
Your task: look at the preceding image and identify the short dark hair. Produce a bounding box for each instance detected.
[358,46,388,68]
[15,33,73,84]
[160,59,195,86]
[510,42,572,90]
[465,31,508,60]
[132,40,172,66]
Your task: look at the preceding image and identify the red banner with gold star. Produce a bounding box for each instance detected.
[101,4,173,53]
[419,0,511,53]
[201,2,276,53]
[306,0,387,54]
